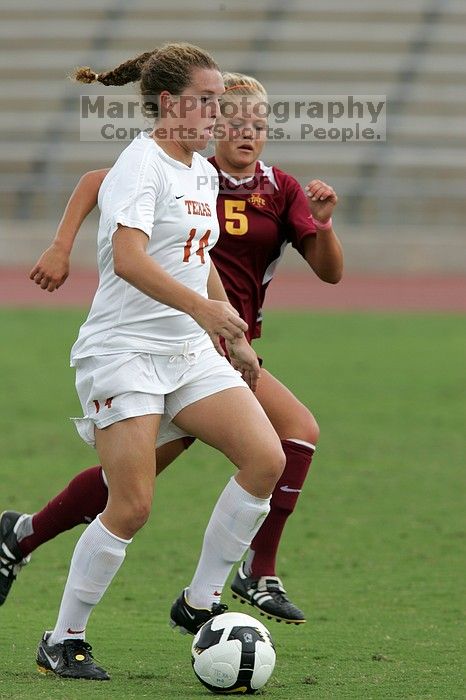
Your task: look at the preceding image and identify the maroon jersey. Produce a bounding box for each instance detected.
[209,157,316,341]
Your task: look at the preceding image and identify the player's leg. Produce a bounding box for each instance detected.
[231,368,318,624]
[0,438,189,607]
[14,438,187,553]
[170,385,285,633]
[248,368,319,572]
[37,414,160,680]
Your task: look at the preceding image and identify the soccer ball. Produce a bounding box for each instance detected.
[191,612,276,694]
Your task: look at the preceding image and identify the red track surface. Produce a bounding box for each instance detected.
[1,267,465,312]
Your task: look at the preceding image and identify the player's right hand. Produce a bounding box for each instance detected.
[193,299,248,354]
[29,243,70,292]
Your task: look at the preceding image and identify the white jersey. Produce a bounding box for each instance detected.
[71,134,219,363]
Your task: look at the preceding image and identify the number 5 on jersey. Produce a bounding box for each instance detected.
[183,228,211,264]
[224,200,249,236]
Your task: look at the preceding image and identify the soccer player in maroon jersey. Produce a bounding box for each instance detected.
[1,72,342,625]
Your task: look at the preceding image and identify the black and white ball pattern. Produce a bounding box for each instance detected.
[191,612,276,694]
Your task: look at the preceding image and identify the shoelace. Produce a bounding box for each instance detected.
[268,590,289,603]
[0,557,17,577]
[212,603,228,616]
[0,555,30,576]
[257,577,290,603]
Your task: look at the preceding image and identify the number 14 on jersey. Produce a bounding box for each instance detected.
[183,228,211,264]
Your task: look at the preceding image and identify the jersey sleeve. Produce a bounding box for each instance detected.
[107,150,164,239]
[282,173,317,254]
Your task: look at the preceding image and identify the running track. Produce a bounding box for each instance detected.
[1,267,466,312]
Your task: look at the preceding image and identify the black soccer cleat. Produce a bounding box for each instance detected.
[0,510,30,606]
[36,631,110,680]
[170,588,228,635]
[231,562,306,624]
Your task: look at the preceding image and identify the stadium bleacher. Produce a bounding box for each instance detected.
[0,0,465,268]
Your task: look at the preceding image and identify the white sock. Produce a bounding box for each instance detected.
[243,549,255,576]
[49,515,131,645]
[187,477,270,609]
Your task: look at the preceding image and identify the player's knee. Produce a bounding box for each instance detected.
[304,411,320,445]
[259,442,286,486]
[129,501,152,532]
[285,406,320,445]
[274,445,287,478]
[118,494,153,534]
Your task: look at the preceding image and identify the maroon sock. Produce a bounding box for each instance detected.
[19,466,108,557]
[249,440,315,577]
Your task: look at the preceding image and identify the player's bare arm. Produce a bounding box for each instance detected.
[29,168,109,292]
[113,226,248,345]
[303,179,343,283]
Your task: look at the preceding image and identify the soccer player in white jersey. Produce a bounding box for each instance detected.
[33,44,285,681]
[1,72,342,629]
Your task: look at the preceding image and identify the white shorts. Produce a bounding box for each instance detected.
[72,343,247,447]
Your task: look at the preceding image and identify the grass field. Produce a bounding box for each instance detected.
[0,308,464,700]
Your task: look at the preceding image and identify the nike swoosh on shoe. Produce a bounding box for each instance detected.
[42,648,59,670]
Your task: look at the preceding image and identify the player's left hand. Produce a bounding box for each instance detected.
[304,179,338,224]
[29,243,70,292]
[225,336,260,392]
